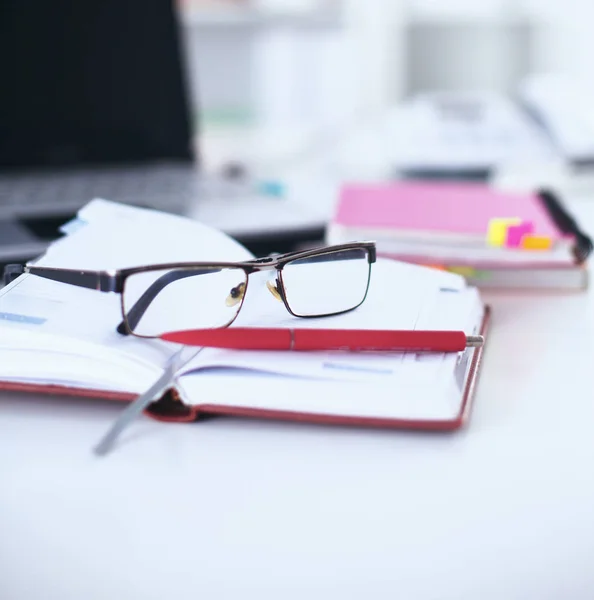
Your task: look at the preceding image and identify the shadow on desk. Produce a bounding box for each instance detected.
[0,390,471,448]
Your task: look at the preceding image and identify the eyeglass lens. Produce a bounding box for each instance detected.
[280,247,371,317]
[121,247,371,337]
[122,266,248,337]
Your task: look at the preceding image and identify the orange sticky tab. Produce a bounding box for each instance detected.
[520,234,553,250]
[426,264,447,271]
[487,217,521,247]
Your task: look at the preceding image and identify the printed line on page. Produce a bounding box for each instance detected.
[323,362,394,375]
[0,312,46,325]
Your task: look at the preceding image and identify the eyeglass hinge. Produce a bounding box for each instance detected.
[98,271,121,293]
[3,264,25,286]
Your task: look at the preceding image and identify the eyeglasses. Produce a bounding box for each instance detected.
[13,241,376,338]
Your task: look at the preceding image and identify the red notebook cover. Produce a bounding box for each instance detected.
[0,307,491,432]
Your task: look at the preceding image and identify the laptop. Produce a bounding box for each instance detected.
[0,0,325,263]
[0,0,204,261]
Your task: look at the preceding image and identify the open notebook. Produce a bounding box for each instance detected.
[0,200,489,430]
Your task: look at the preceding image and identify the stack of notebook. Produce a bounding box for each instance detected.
[326,181,593,290]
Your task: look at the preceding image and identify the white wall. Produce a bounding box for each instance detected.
[527,0,594,82]
[395,0,594,99]
[179,0,594,130]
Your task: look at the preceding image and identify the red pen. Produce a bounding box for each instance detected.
[160,327,484,353]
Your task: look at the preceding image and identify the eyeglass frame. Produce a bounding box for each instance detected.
[12,241,377,338]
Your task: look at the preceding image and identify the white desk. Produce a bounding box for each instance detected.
[2,200,594,600]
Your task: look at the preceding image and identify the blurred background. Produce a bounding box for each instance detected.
[3,0,594,262]
[181,0,594,126]
[179,0,594,188]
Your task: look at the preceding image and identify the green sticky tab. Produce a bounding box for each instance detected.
[473,270,491,280]
[448,266,476,278]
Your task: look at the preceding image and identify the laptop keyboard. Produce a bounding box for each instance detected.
[0,164,326,252]
[0,164,204,214]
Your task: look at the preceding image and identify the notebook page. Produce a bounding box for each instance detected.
[0,276,169,392]
[43,198,255,269]
[177,361,465,422]
[179,287,477,384]
[179,258,469,381]
[177,287,484,421]
[178,261,480,381]
[0,199,250,392]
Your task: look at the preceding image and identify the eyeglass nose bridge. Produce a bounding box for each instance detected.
[248,257,278,271]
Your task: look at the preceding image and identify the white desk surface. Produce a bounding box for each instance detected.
[2,194,594,600]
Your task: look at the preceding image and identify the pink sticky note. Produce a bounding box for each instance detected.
[505,221,535,248]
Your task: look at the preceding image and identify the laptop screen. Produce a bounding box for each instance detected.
[0,0,195,169]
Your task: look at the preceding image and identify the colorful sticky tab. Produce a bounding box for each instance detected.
[486,218,521,247]
[520,234,553,251]
[505,221,535,248]
[447,266,477,278]
[473,270,491,281]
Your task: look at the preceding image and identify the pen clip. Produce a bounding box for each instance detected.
[93,347,196,457]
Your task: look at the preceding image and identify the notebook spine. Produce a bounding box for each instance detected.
[537,189,593,264]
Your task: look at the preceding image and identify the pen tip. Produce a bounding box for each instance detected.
[466,335,484,347]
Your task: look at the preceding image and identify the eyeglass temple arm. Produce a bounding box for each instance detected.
[7,264,118,292]
[260,245,375,264]
[282,248,376,265]
[116,267,221,335]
